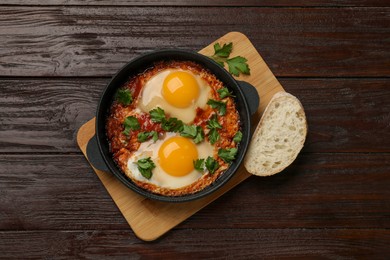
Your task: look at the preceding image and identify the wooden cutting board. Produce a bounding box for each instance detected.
[77,32,285,241]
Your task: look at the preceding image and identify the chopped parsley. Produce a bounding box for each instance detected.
[149,107,166,123]
[218,148,238,163]
[123,116,140,135]
[233,131,243,143]
[205,156,219,174]
[193,159,205,172]
[217,87,234,99]
[180,125,197,138]
[180,125,204,144]
[207,114,222,130]
[208,128,220,145]
[136,157,156,179]
[116,88,133,105]
[207,99,227,116]
[162,117,184,132]
[207,114,221,145]
[193,126,204,144]
[137,131,158,143]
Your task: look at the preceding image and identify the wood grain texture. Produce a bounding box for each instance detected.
[0,0,387,7]
[74,32,285,241]
[0,7,389,77]
[1,153,389,231]
[1,78,389,153]
[0,229,389,259]
[1,1,390,257]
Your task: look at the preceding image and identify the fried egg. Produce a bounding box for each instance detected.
[126,132,214,189]
[139,69,210,124]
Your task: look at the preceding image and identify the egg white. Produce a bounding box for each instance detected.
[138,69,210,124]
[126,132,214,189]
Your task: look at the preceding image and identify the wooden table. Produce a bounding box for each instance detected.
[1,1,389,258]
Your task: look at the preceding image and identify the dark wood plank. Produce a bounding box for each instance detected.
[280,78,390,153]
[0,0,387,7]
[0,78,107,153]
[0,7,388,77]
[1,153,389,230]
[1,78,389,153]
[0,154,125,231]
[0,229,389,258]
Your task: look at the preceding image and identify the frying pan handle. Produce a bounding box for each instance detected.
[237,80,259,116]
[86,135,110,172]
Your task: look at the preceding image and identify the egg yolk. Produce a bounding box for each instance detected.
[158,136,198,177]
[162,71,200,108]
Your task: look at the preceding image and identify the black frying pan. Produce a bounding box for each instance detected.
[87,49,259,202]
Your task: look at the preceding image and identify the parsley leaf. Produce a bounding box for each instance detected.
[137,132,149,142]
[208,128,220,145]
[152,131,158,142]
[226,56,250,77]
[162,117,184,132]
[193,159,205,172]
[205,156,219,174]
[207,99,226,116]
[212,59,224,67]
[136,157,155,179]
[137,131,158,143]
[116,88,133,105]
[213,42,233,58]
[180,125,204,143]
[149,107,166,123]
[193,126,204,144]
[218,148,238,163]
[217,87,234,99]
[123,116,140,135]
[207,114,222,129]
[208,42,250,76]
[207,114,221,144]
[233,131,243,143]
[180,125,197,138]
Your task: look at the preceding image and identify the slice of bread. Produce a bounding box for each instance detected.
[244,91,307,176]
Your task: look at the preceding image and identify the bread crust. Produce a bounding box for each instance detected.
[244,91,307,176]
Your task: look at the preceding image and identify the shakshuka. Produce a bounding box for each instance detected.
[106,60,242,196]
